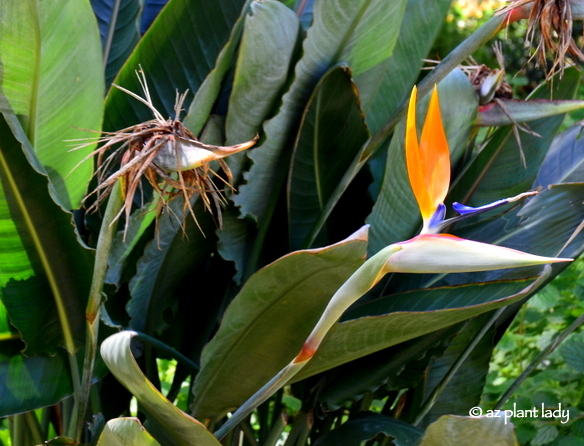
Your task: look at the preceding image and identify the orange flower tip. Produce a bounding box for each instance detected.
[293,344,316,364]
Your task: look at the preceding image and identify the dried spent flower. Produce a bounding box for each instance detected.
[498,0,584,78]
[73,70,258,237]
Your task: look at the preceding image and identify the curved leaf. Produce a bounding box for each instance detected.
[192,227,369,418]
[366,70,477,254]
[234,0,409,222]
[90,0,141,86]
[97,418,161,446]
[100,331,221,446]
[0,0,104,209]
[288,65,370,250]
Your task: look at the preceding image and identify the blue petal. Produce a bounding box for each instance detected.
[427,203,447,233]
[452,199,508,215]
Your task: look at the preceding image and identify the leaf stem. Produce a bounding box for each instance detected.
[70,181,124,440]
[134,331,200,376]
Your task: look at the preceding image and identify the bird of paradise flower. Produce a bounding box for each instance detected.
[212,85,571,439]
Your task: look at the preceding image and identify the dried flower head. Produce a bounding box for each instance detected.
[74,70,258,236]
[498,0,584,78]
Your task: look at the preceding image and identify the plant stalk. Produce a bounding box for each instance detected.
[70,181,124,440]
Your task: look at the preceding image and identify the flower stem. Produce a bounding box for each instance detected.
[69,181,124,440]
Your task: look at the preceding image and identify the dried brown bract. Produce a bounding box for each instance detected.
[74,70,258,237]
[498,0,584,78]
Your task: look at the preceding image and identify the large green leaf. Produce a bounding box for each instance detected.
[366,70,478,254]
[97,418,161,446]
[0,0,104,209]
[234,0,409,222]
[0,113,92,356]
[225,0,300,148]
[104,0,249,134]
[360,0,451,135]
[287,65,370,250]
[100,331,221,446]
[295,274,545,380]
[192,227,369,418]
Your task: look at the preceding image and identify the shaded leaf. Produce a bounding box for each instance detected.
[90,0,141,86]
[0,0,104,209]
[418,314,496,428]
[535,121,584,187]
[100,331,221,446]
[192,227,369,417]
[288,65,370,250]
[313,413,423,446]
[0,347,74,417]
[234,0,409,222]
[127,197,215,333]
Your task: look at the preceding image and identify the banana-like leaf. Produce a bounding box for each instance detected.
[0,0,104,210]
[226,0,299,146]
[293,274,546,381]
[360,0,451,135]
[0,113,92,356]
[419,415,518,446]
[288,65,369,250]
[477,99,584,127]
[366,70,477,254]
[104,0,249,134]
[234,0,409,222]
[97,417,161,446]
[313,413,423,446]
[100,331,221,446]
[90,0,141,86]
[192,227,369,418]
